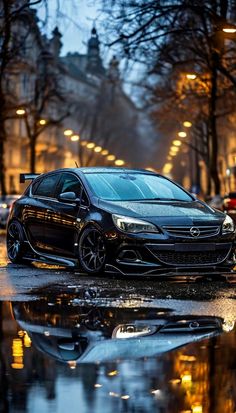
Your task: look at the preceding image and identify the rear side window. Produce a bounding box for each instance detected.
[34,174,59,198]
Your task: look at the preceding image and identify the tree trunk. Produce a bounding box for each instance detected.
[209,61,221,195]
[30,137,36,174]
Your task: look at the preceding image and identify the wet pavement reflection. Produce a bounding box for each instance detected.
[0,294,236,413]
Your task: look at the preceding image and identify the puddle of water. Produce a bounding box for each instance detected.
[0,298,236,413]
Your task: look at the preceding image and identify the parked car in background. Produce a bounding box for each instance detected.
[207,195,224,211]
[6,168,236,276]
[223,192,236,222]
[0,195,20,228]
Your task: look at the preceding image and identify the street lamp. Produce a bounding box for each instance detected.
[71,134,80,142]
[183,121,192,128]
[39,119,47,126]
[16,108,26,116]
[172,139,182,146]
[94,146,102,153]
[115,159,125,166]
[101,149,109,156]
[178,131,187,138]
[64,129,73,136]
[107,154,116,161]
[186,73,197,80]
[86,142,95,149]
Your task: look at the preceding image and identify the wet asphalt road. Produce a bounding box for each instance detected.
[1,230,236,413]
[0,231,236,319]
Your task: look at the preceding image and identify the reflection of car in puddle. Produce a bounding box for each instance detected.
[12,298,229,364]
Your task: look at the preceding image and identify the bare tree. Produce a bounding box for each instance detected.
[0,0,47,195]
[102,0,236,194]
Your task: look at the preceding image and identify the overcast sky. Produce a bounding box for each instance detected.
[36,0,103,56]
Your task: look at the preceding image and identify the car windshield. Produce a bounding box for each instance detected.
[85,172,193,202]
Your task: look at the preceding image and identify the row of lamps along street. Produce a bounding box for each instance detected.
[63,128,126,166]
[163,119,192,175]
[15,108,126,167]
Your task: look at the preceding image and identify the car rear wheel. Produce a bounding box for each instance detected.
[7,221,26,263]
[78,227,106,275]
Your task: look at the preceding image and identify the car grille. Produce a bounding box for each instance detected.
[162,225,220,238]
[152,250,229,266]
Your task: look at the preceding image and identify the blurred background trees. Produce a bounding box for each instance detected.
[102,0,236,195]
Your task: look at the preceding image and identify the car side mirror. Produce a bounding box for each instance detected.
[58,191,80,204]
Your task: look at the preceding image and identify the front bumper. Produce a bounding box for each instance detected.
[105,231,236,275]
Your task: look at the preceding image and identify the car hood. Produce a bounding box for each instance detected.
[98,199,224,225]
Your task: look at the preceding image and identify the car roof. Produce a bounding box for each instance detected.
[44,167,159,175]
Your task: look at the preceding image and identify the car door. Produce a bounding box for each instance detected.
[23,173,60,252]
[43,172,89,256]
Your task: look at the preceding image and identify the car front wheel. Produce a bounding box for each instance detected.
[78,227,106,275]
[7,220,26,263]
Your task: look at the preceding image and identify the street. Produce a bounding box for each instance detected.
[1,231,236,412]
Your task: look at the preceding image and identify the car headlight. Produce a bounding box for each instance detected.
[112,214,159,233]
[222,214,235,233]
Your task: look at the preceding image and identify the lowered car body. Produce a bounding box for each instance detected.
[6,167,236,275]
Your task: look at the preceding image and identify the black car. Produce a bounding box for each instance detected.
[6,167,236,275]
[13,299,225,363]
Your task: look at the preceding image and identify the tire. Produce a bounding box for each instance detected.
[7,220,26,264]
[78,227,106,275]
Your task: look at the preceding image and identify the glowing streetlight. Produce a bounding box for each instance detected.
[115,159,125,166]
[86,142,95,149]
[178,131,187,138]
[107,154,116,161]
[94,146,102,153]
[64,129,73,136]
[183,121,192,128]
[170,146,179,153]
[101,149,109,156]
[172,140,182,146]
[80,140,88,147]
[16,108,25,115]
[186,73,197,80]
[223,27,236,33]
[71,134,80,142]
[39,119,47,126]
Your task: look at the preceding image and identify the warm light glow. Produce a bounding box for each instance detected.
[115,159,125,166]
[71,134,80,142]
[179,355,196,362]
[167,156,172,161]
[107,154,116,161]
[108,370,118,376]
[23,332,31,348]
[191,405,203,413]
[101,149,109,156]
[80,140,88,147]
[223,27,236,33]
[39,119,47,125]
[181,372,192,384]
[170,146,179,152]
[121,395,130,400]
[183,121,192,128]
[222,320,235,332]
[64,129,73,136]
[87,142,95,149]
[163,162,173,174]
[178,131,187,138]
[172,139,182,146]
[68,361,77,369]
[169,151,177,156]
[16,108,25,115]
[186,73,197,80]
[94,146,102,153]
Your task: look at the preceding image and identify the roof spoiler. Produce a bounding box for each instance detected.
[20,173,40,183]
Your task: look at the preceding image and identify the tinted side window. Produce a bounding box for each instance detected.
[58,173,82,197]
[34,175,59,198]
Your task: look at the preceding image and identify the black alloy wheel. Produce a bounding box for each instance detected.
[7,221,25,263]
[78,227,106,274]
